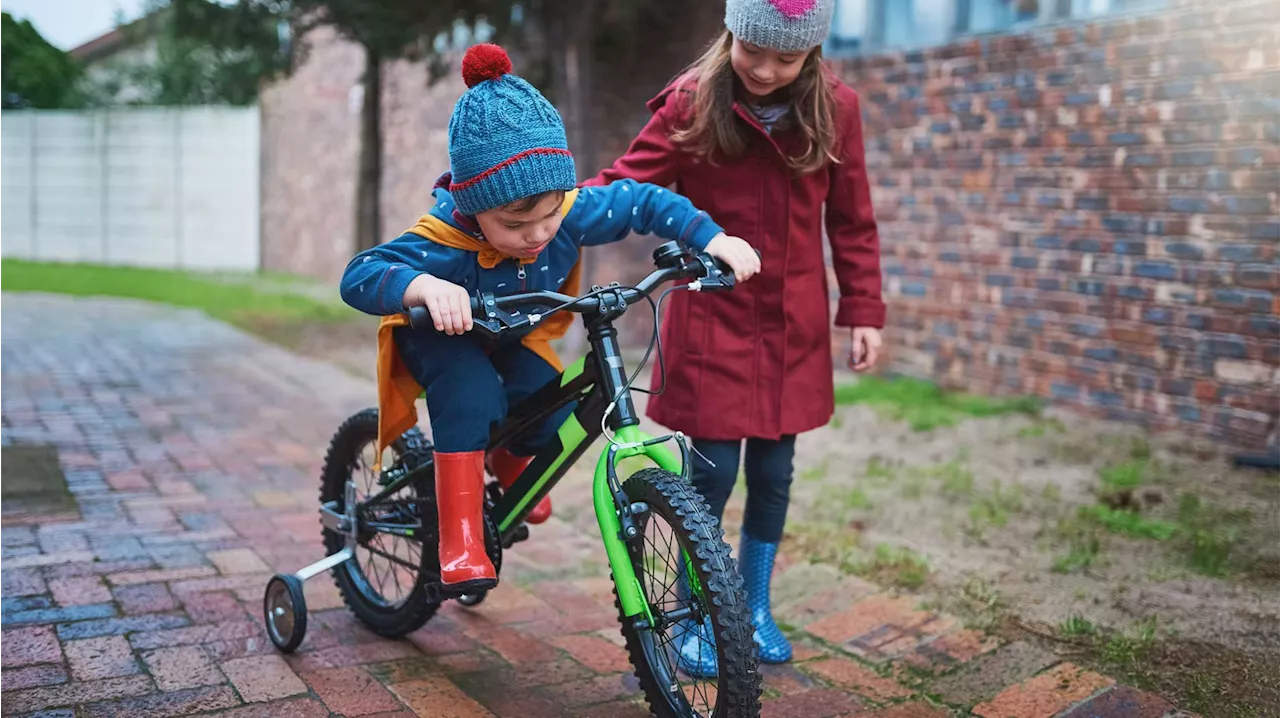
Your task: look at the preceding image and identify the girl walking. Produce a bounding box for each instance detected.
[585,0,886,675]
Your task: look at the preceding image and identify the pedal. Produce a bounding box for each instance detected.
[502,524,530,549]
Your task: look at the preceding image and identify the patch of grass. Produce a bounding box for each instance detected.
[2,259,356,332]
[864,456,897,482]
[853,543,930,589]
[1175,494,1254,578]
[814,485,874,518]
[967,481,1025,536]
[1079,505,1177,541]
[1018,418,1066,438]
[954,575,1007,630]
[800,459,830,482]
[1099,459,1149,491]
[937,461,976,497]
[1067,491,1255,579]
[1052,518,1103,574]
[900,474,928,499]
[844,488,873,510]
[833,376,1041,432]
[1041,483,1062,502]
[1099,616,1160,671]
[788,524,862,572]
[1059,614,1099,638]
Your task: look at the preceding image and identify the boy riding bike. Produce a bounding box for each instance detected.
[338,43,760,596]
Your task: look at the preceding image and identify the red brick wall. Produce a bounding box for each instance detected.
[260,26,366,283]
[830,0,1278,447]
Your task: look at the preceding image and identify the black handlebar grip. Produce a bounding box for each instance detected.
[406,305,432,329]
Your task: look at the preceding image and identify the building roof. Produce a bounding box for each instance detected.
[68,13,155,64]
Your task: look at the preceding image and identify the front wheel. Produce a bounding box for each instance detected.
[616,468,761,718]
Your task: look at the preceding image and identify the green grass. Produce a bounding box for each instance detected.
[1099,459,1149,491]
[1052,517,1103,574]
[1100,616,1160,670]
[1079,505,1177,541]
[2,259,356,330]
[800,459,830,482]
[864,456,897,482]
[1060,614,1099,638]
[1175,494,1253,578]
[833,376,1042,432]
[967,481,1025,536]
[1056,489,1256,579]
[1018,418,1066,438]
[853,543,930,589]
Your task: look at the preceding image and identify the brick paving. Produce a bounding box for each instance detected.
[1,294,1187,717]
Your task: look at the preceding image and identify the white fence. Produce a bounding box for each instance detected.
[1,106,261,271]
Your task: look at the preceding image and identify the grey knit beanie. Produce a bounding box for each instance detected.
[725,0,835,52]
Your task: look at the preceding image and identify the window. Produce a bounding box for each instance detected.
[826,0,1167,55]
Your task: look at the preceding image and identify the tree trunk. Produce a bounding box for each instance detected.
[355,42,382,252]
[548,2,600,354]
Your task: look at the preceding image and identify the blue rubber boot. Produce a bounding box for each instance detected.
[740,532,792,663]
[673,573,718,679]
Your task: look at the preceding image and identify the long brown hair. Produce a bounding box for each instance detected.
[669,30,840,175]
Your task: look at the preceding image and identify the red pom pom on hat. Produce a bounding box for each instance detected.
[461,43,513,88]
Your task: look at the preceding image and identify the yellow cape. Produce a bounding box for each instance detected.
[374,189,581,463]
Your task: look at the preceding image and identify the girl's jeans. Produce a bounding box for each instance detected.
[689,436,796,543]
[394,327,574,455]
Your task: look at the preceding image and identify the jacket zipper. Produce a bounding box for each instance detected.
[517,262,526,291]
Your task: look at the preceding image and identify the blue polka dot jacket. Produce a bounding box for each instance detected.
[339,176,725,318]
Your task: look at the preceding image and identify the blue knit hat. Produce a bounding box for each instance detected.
[447,44,577,216]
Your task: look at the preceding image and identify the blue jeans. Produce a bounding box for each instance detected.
[690,436,796,543]
[394,327,574,455]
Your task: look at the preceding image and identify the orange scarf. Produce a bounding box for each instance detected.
[374,190,581,464]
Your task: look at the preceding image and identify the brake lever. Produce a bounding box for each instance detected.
[470,291,518,338]
[689,248,760,292]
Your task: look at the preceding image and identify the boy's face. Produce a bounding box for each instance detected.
[476,192,566,259]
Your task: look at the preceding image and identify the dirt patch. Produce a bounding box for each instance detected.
[782,401,1280,657]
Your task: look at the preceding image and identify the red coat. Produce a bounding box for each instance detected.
[585,76,885,441]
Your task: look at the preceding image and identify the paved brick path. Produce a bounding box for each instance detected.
[1,294,1185,717]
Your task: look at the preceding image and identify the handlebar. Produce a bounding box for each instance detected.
[406,241,748,338]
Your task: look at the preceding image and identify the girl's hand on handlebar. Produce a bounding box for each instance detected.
[705,234,761,283]
[403,274,473,335]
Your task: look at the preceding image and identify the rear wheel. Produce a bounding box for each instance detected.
[616,468,761,718]
[320,409,440,637]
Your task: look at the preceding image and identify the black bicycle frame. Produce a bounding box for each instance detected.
[362,302,640,545]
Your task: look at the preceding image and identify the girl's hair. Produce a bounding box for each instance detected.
[669,30,840,175]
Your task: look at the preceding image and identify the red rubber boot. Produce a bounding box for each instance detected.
[433,451,497,590]
[487,447,552,524]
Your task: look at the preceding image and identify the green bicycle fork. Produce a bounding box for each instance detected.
[593,424,685,625]
[493,356,701,627]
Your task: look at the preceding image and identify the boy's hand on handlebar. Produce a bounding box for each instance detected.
[404,274,473,335]
[705,234,761,283]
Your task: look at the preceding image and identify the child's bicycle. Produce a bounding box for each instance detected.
[261,240,763,718]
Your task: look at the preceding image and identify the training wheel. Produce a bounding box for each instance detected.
[457,590,488,607]
[263,574,308,652]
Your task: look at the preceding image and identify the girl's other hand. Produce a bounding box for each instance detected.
[705,233,762,283]
[849,327,882,372]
